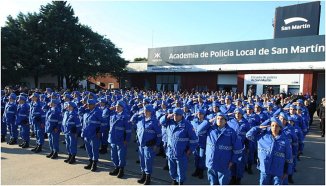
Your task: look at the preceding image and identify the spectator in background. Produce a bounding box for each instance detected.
[318,98,325,137]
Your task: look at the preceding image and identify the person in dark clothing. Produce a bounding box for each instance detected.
[318,98,325,137]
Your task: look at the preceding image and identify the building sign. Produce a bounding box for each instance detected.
[148,35,325,67]
[274,1,321,38]
[244,74,302,85]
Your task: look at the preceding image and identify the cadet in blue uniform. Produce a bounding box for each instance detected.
[108,100,131,178]
[16,95,30,148]
[161,108,198,185]
[45,99,62,159]
[1,91,7,142]
[134,104,162,185]
[62,101,81,164]
[99,98,110,154]
[220,96,236,116]
[200,112,242,185]
[191,109,209,179]
[246,117,293,185]
[30,93,45,153]
[82,99,103,171]
[3,93,17,144]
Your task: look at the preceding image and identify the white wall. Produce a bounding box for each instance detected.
[217,74,237,85]
[21,75,58,88]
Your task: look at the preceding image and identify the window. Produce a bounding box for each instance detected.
[156,75,181,91]
[288,85,300,95]
[246,84,257,97]
[40,83,55,90]
[263,85,280,95]
[108,83,114,89]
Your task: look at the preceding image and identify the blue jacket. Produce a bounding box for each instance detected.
[135,116,162,147]
[220,104,236,115]
[227,118,250,146]
[3,102,17,124]
[161,116,198,159]
[243,113,261,128]
[82,107,103,138]
[108,111,131,144]
[16,103,30,125]
[191,118,209,149]
[282,124,299,157]
[45,108,62,133]
[204,124,242,172]
[100,106,111,130]
[30,101,44,125]
[62,110,81,134]
[246,126,293,176]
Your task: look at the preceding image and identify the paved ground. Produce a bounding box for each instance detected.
[1,116,325,185]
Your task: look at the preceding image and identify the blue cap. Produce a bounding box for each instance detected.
[288,117,294,122]
[31,92,39,98]
[246,105,254,110]
[212,101,219,107]
[49,99,60,105]
[270,98,276,102]
[9,93,17,100]
[167,108,173,114]
[64,94,72,100]
[173,108,184,115]
[162,101,168,106]
[267,102,273,107]
[116,100,125,108]
[235,98,242,102]
[216,112,227,120]
[279,112,288,121]
[87,99,97,105]
[255,102,263,108]
[143,98,151,104]
[234,108,244,115]
[296,106,303,110]
[198,109,206,115]
[289,104,297,110]
[297,99,304,104]
[183,103,191,109]
[144,104,154,113]
[17,95,26,101]
[46,88,52,92]
[225,96,232,100]
[100,98,107,104]
[271,117,282,128]
[67,101,77,108]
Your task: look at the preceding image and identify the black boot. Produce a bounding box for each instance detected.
[236,178,242,185]
[19,141,25,147]
[144,174,151,185]
[171,180,178,185]
[91,160,98,172]
[9,138,17,145]
[68,155,76,164]
[1,135,5,142]
[137,172,146,184]
[84,159,93,169]
[34,145,42,153]
[288,175,294,184]
[21,142,29,148]
[50,152,58,159]
[30,132,35,138]
[229,176,236,185]
[163,160,169,170]
[179,182,183,185]
[109,167,119,175]
[46,151,54,158]
[31,145,39,152]
[117,167,124,178]
[44,133,48,139]
[191,168,199,177]
[64,154,72,163]
[247,164,253,174]
[99,144,108,154]
[79,143,85,149]
[198,169,204,179]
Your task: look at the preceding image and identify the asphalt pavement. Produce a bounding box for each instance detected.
[1,116,325,185]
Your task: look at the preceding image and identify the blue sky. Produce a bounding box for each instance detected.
[1,1,324,61]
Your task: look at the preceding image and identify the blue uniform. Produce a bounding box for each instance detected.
[243,113,261,166]
[82,107,103,161]
[135,115,162,174]
[63,110,81,155]
[108,111,131,168]
[3,101,17,140]
[220,104,236,115]
[1,96,7,138]
[45,107,62,153]
[30,101,45,146]
[202,124,242,185]
[191,118,209,170]
[16,103,30,143]
[246,126,293,185]
[161,116,198,183]
[100,106,110,147]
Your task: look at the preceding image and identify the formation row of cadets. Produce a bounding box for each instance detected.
[1,88,312,185]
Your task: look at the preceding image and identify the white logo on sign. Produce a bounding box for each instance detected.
[154,53,161,59]
[284,17,308,25]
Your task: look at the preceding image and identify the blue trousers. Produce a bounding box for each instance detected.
[110,143,127,168]
[1,121,7,136]
[101,129,109,146]
[7,123,18,140]
[194,147,206,169]
[259,172,282,185]
[34,124,45,145]
[138,146,155,174]
[49,131,60,152]
[247,141,257,165]
[207,168,231,185]
[168,156,188,183]
[65,133,77,155]
[85,136,100,161]
[231,152,246,178]
[20,124,30,142]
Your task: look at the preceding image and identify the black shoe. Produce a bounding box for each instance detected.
[62,140,66,144]
[84,159,93,170]
[46,151,54,158]
[31,145,38,152]
[288,175,294,184]
[229,176,236,185]
[236,178,241,185]
[137,172,146,184]
[68,155,76,164]
[109,168,119,176]
[144,174,151,185]
[136,160,140,164]
[1,135,5,142]
[8,139,17,145]
[322,134,325,137]
[21,143,29,148]
[179,182,183,185]
[191,168,199,177]
[19,142,25,147]
[247,165,253,175]
[99,145,108,154]
[198,169,204,179]
[163,160,169,170]
[91,160,98,172]
[64,154,72,163]
[44,133,48,139]
[30,132,35,138]
[117,168,124,178]
[79,144,85,149]
[34,145,42,153]
[50,152,58,159]
[172,180,178,185]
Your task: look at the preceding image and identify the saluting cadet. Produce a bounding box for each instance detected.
[200,112,242,185]
[16,95,30,148]
[246,117,293,185]
[45,99,62,159]
[82,99,104,172]
[254,102,268,124]
[30,92,45,153]
[220,96,236,116]
[227,108,250,185]
[134,104,162,185]
[99,98,110,154]
[108,100,131,178]
[62,101,81,164]
[191,109,209,179]
[161,108,198,185]
[3,93,17,144]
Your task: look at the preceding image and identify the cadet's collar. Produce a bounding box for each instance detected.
[117,111,123,115]
[217,125,226,132]
[145,116,152,121]
[177,120,185,127]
